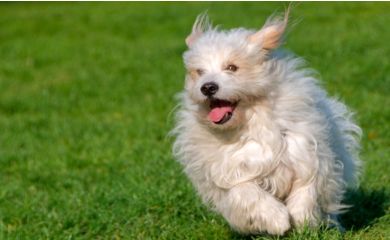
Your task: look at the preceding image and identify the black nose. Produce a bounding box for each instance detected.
[201,82,219,97]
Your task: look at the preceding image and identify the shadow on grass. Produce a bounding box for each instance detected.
[340,187,389,230]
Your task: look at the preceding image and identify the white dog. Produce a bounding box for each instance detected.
[172,10,361,235]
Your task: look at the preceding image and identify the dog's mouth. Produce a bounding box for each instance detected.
[208,99,237,125]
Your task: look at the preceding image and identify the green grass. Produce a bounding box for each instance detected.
[0,2,389,239]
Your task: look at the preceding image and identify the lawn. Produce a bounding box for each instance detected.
[0,2,389,239]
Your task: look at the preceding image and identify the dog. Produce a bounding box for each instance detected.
[171,9,361,235]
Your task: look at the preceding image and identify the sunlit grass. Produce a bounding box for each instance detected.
[0,2,388,239]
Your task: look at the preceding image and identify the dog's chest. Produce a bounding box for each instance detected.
[234,140,292,197]
[210,138,293,198]
[256,163,293,199]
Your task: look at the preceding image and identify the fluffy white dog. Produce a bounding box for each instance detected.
[172,10,361,235]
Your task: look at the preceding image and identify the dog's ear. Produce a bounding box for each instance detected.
[248,8,290,50]
[186,12,211,48]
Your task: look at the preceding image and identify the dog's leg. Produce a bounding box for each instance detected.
[285,181,320,227]
[282,130,322,227]
[217,182,291,235]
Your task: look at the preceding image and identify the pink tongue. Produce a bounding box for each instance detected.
[208,106,233,123]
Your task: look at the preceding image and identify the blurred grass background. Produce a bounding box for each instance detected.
[0,2,389,239]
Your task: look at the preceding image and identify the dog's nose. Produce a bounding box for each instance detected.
[201,82,219,97]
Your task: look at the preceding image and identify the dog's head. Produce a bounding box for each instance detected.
[183,11,289,130]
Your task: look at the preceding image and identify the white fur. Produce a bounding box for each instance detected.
[172,13,361,235]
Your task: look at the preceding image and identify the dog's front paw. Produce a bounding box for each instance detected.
[260,200,291,235]
[229,197,291,235]
[220,183,291,235]
[288,208,319,228]
[286,196,320,227]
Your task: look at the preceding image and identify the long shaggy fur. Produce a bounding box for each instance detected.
[172,11,361,235]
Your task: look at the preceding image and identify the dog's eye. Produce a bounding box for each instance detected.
[226,64,238,72]
[196,69,204,76]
